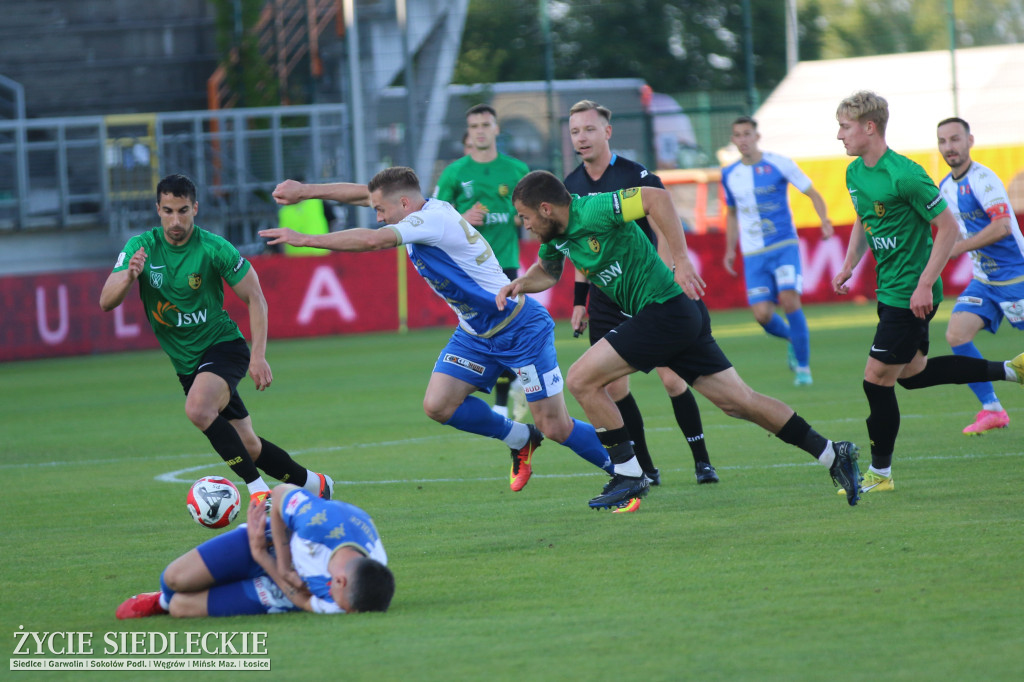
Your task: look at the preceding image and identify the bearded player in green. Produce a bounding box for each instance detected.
[500,170,863,508]
[100,174,333,507]
[434,104,530,421]
[832,91,1024,495]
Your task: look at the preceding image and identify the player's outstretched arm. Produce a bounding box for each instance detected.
[639,187,705,299]
[231,268,272,391]
[273,179,371,207]
[496,260,561,310]
[260,226,398,253]
[99,247,146,311]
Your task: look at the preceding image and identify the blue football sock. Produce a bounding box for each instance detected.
[952,341,998,406]
[786,308,810,366]
[762,313,791,340]
[561,419,613,472]
[444,395,513,440]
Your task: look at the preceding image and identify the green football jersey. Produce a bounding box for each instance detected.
[845,149,947,308]
[538,190,680,316]
[112,226,252,374]
[433,153,529,270]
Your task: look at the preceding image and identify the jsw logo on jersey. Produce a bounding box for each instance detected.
[871,236,899,250]
[483,212,511,225]
[592,261,623,286]
[152,301,209,328]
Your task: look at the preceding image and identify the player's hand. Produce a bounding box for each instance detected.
[249,358,273,391]
[246,501,269,555]
[820,220,834,240]
[127,247,147,280]
[462,202,488,226]
[722,251,737,277]
[832,268,853,295]
[496,280,522,311]
[571,305,588,337]
[910,283,933,319]
[259,227,301,247]
[272,179,304,205]
[674,258,705,300]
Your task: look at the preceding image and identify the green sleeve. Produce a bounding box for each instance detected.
[213,236,251,287]
[433,164,458,203]
[897,168,947,223]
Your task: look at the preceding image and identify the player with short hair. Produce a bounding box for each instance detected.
[565,99,718,485]
[722,116,833,386]
[434,104,530,420]
[936,117,1024,435]
[116,485,394,617]
[832,91,1024,494]
[502,170,863,508]
[263,167,615,498]
[99,173,333,507]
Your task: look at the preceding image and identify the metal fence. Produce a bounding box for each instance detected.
[0,104,351,246]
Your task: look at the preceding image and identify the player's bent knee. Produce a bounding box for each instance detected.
[422,398,455,424]
[168,593,208,618]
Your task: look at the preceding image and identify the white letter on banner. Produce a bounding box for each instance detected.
[297,266,357,324]
[36,285,69,345]
[113,305,141,338]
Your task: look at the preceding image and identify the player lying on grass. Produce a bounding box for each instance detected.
[500,171,862,507]
[116,485,394,618]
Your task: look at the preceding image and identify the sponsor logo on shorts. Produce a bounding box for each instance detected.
[957,295,983,306]
[443,353,485,375]
[747,286,771,297]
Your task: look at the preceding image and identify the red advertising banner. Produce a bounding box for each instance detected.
[0,225,981,363]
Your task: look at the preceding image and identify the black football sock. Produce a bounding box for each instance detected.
[774,413,829,460]
[615,393,655,473]
[597,425,637,472]
[254,437,309,486]
[671,389,710,465]
[494,371,512,408]
[863,380,899,470]
[897,355,1006,389]
[202,416,261,484]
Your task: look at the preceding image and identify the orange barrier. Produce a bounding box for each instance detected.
[655,168,726,234]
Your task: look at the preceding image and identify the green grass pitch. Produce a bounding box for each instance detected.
[3,303,1023,681]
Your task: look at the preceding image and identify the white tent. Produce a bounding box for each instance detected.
[749,43,1024,160]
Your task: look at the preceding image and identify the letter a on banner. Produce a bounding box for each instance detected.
[297,266,357,324]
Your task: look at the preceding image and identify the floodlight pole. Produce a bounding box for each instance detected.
[742,0,759,113]
[540,0,560,176]
[947,0,960,116]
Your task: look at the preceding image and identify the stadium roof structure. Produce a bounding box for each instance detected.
[750,43,1024,160]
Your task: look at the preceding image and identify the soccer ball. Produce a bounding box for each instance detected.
[186,476,241,529]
